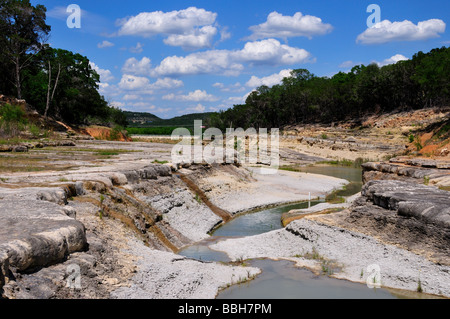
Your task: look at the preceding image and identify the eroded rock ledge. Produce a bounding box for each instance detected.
[362,157,450,186]
[315,180,450,266]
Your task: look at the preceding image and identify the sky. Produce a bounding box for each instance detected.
[32,0,450,119]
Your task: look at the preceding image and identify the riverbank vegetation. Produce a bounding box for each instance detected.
[0,0,127,129]
[208,47,450,130]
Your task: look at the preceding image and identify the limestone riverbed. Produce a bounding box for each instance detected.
[0,138,449,299]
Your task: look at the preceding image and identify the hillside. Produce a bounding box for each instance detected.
[125,111,214,128]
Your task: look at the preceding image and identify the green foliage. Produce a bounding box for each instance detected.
[0,104,28,137]
[0,2,127,127]
[153,160,169,165]
[209,47,450,130]
[126,126,184,136]
[0,104,27,124]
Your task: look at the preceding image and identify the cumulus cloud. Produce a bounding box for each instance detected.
[118,74,151,91]
[117,7,219,50]
[118,74,183,93]
[163,90,218,102]
[122,57,152,76]
[246,69,292,88]
[374,54,409,67]
[186,104,207,113]
[89,62,115,82]
[163,25,218,50]
[248,11,333,41]
[236,39,312,65]
[151,39,313,77]
[357,19,446,44]
[97,40,114,49]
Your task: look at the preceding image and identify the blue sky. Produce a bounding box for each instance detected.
[32,0,450,119]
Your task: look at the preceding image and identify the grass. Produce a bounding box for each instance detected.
[279,165,302,172]
[417,278,423,293]
[97,151,120,156]
[127,126,190,136]
[437,123,450,138]
[153,159,169,165]
[317,158,367,168]
[296,247,341,276]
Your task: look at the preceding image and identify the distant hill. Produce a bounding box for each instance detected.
[125,111,214,128]
[124,111,162,127]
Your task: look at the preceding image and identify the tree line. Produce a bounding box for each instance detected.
[208,47,450,130]
[0,0,127,126]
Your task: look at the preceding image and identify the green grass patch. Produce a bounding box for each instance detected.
[97,151,120,156]
[153,159,169,165]
[127,126,192,136]
[279,165,302,172]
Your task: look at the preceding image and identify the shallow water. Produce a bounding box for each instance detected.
[217,259,400,299]
[178,165,421,299]
[214,201,323,237]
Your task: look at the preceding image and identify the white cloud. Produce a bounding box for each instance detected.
[246,69,292,88]
[122,57,152,76]
[248,11,333,41]
[186,104,206,113]
[152,49,243,77]
[339,61,358,68]
[236,39,312,65]
[97,40,115,49]
[90,62,115,82]
[374,54,409,67]
[111,101,126,108]
[152,39,313,77]
[151,77,184,90]
[357,19,446,44]
[226,91,252,105]
[163,90,218,102]
[220,27,232,42]
[129,42,144,54]
[123,94,142,101]
[118,74,183,94]
[213,82,245,92]
[163,26,218,50]
[117,7,218,50]
[118,75,151,91]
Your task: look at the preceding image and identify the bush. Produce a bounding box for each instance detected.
[0,104,28,137]
[0,104,27,124]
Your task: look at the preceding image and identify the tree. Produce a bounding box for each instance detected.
[0,0,50,99]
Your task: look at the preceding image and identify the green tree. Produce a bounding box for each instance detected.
[0,0,50,99]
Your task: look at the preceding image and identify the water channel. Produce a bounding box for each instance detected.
[178,165,428,299]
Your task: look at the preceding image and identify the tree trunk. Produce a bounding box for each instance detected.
[44,61,52,118]
[15,57,22,99]
[44,62,61,118]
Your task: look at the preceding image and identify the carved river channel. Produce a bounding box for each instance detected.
[178,165,430,299]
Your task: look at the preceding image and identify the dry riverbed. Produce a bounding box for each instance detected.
[1,135,449,299]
